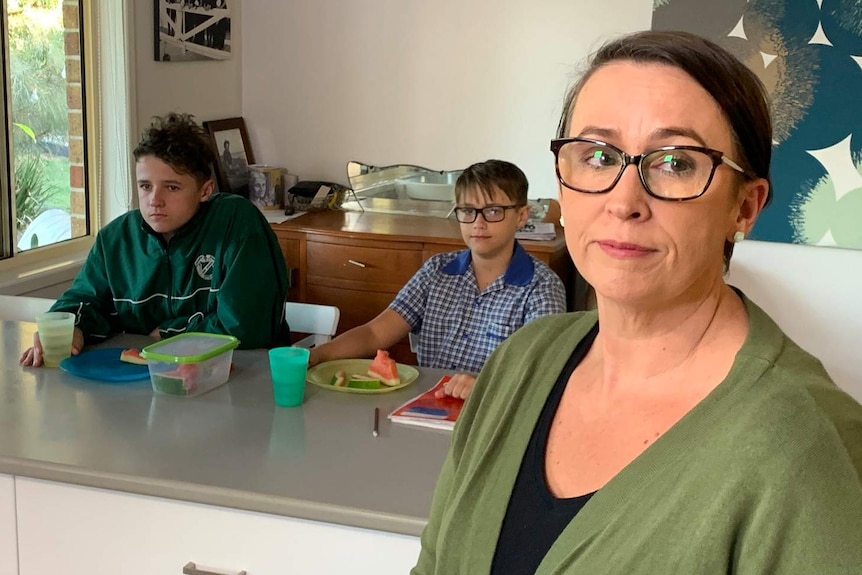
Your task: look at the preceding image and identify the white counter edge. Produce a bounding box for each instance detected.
[0,456,428,537]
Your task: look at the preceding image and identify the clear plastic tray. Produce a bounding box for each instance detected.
[142,333,239,397]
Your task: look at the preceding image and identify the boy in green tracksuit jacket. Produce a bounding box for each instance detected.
[20,113,290,366]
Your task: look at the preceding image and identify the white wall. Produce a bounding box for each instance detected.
[241,0,651,193]
[133,0,244,135]
[238,0,862,400]
[729,242,861,400]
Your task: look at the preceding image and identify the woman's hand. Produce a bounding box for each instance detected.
[434,373,477,400]
[19,327,85,367]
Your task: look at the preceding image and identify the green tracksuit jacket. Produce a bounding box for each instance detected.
[413,295,862,574]
[50,193,290,349]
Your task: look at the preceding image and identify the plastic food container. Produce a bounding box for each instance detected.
[141,333,239,397]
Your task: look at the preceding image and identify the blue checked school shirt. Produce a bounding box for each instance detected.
[389,242,567,373]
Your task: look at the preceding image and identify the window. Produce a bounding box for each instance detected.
[1,0,92,260]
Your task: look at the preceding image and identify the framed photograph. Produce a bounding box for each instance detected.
[154,0,233,63]
[203,117,255,197]
[248,166,284,210]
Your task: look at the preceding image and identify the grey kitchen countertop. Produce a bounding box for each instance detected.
[0,320,453,536]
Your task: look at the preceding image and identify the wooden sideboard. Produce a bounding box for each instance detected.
[272,210,582,363]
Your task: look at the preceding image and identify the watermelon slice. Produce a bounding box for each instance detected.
[329,370,347,387]
[367,349,401,386]
[175,363,199,379]
[153,366,198,395]
[119,348,147,365]
[151,372,186,396]
[348,374,381,389]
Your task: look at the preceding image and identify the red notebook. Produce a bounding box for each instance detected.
[388,376,464,431]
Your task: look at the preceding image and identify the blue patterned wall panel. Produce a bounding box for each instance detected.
[653,0,862,249]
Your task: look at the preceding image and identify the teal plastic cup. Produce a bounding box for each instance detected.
[268,347,310,407]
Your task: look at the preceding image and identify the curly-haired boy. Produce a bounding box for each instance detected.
[21,113,290,366]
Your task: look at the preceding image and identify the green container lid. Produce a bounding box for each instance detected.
[141,332,239,364]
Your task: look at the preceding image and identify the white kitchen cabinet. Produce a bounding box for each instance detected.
[0,474,17,575]
[16,477,421,575]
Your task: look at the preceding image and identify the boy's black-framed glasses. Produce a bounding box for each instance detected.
[550,137,754,201]
[453,204,522,223]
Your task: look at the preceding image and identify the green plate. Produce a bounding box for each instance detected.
[307,359,419,394]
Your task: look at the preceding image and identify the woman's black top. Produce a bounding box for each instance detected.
[490,324,599,574]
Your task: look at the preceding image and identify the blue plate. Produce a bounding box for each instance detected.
[59,347,150,383]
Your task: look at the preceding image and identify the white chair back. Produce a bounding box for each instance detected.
[0,295,56,321]
[285,302,340,348]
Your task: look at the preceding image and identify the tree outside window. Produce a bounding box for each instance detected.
[3,0,89,255]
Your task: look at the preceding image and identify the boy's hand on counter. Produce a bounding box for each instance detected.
[308,347,321,367]
[19,327,85,368]
[434,373,476,400]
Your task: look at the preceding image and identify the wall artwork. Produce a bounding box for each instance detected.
[154,0,232,62]
[653,0,862,250]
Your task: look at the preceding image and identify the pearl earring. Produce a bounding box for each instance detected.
[733,231,745,243]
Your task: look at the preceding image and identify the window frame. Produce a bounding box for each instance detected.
[0,0,100,290]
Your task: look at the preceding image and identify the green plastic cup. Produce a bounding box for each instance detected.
[268,347,310,407]
[36,311,76,367]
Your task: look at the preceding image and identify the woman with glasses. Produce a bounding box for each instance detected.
[413,31,862,574]
[309,159,566,398]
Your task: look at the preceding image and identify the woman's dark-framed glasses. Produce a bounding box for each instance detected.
[454,204,521,223]
[550,137,753,201]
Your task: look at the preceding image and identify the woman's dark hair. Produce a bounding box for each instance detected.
[455,159,529,205]
[133,113,216,186]
[557,31,773,268]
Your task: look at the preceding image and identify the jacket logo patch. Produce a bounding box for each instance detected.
[194,254,215,281]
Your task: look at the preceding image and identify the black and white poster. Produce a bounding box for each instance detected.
[154,0,232,62]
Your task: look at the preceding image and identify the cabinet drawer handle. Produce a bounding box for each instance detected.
[347,259,367,268]
[183,561,247,575]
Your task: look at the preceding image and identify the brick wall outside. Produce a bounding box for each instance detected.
[63,0,86,237]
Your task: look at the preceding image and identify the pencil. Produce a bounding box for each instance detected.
[373,407,380,437]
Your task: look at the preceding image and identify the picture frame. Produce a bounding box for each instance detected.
[154,0,233,63]
[203,117,255,197]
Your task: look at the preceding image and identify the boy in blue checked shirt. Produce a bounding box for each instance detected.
[308,160,567,398]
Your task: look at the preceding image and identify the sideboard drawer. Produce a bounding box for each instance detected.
[307,241,422,293]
